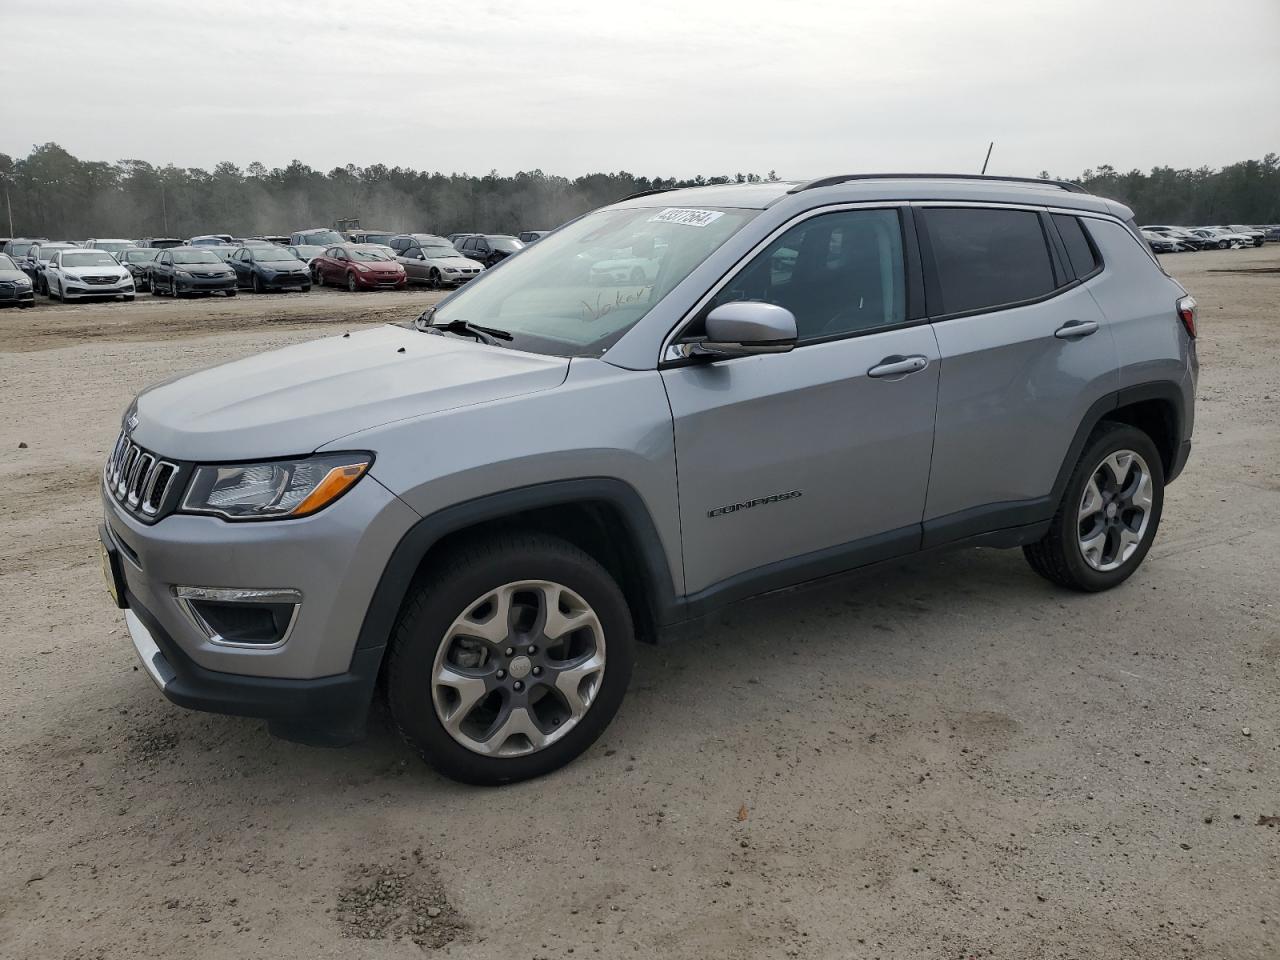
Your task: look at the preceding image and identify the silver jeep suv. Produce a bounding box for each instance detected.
[100,174,1198,784]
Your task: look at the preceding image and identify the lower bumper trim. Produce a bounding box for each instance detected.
[122,589,382,745]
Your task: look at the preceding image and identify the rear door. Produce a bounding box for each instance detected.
[662,206,939,601]
[917,204,1119,544]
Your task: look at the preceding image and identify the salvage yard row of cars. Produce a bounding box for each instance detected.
[1140,222,1279,252]
[0,226,546,306]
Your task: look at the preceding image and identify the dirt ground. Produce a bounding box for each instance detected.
[1,250,1277,960]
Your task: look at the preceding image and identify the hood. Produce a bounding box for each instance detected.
[131,324,569,461]
[431,256,483,268]
[0,268,28,282]
[64,264,128,279]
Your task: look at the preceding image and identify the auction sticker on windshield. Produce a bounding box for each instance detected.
[648,208,724,227]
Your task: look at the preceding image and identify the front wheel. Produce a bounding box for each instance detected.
[252,273,263,294]
[386,533,634,785]
[428,269,441,290]
[347,272,358,292]
[1023,423,1164,592]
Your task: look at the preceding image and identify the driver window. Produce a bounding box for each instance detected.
[700,208,906,343]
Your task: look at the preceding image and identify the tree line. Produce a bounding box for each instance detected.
[1,142,1277,241]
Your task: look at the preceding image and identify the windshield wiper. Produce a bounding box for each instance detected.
[425,318,514,345]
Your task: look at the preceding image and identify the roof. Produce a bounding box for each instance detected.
[611,174,1116,216]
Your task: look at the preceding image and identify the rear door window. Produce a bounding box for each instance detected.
[922,207,1056,315]
[1052,214,1101,278]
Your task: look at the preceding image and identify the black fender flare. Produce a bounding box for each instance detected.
[1049,380,1187,505]
[351,478,683,658]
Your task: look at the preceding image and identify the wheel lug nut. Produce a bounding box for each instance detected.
[505,647,514,656]
[513,680,524,692]
[496,669,506,680]
[532,666,542,677]
[527,645,537,655]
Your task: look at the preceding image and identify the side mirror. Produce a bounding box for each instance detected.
[695,302,797,359]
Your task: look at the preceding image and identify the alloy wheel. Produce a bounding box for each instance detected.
[1077,449,1154,572]
[431,580,607,757]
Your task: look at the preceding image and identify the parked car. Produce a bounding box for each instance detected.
[23,242,79,291]
[454,234,524,267]
[1188,227,1254,250]
[311,243,407,291]
[2,238,48,261]
[43,248,135,302]
[139,237,184,249]
[446,232,480,246]
[118,247,160,291]
[1220,225,1265,246]
[189,234,235,247]
[207,245,242,263]
[228,244,313,293]
[84,238,137,254]
[518,230,549,244]
[287,244,327,266]
[1141,230,1186,254]
[148,246,238,297]
[396,238,483,288]
[100,174,1197,784]
[348,230,398,246]
[1141,225,1211,250]
[1265,225,1280,242]
[389,233,447,254]
[289,228,345,248]
[247,235,290,245]
[0,253,35,308]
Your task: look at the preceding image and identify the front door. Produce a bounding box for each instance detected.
[661,207,940,600]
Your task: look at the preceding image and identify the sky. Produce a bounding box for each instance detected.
[2,0,1278,180]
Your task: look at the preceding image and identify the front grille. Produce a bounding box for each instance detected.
[83,275,118,285]
[106,431,179,518]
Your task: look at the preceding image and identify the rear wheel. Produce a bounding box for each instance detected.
[386,533,634,785]
[1023,423,1164,592]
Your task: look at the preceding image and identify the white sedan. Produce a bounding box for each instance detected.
[43,249,135,301]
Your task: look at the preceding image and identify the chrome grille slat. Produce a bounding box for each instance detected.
[105,429,178,521]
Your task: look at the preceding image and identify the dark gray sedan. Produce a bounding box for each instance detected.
[0,253,35,308]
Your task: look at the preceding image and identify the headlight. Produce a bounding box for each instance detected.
[353,262,370,272]
[15,277,30,287]
[176,269,192,279]
[181,453,372,520]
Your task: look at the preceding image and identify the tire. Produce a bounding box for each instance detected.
[225,289,236,298]
[386,533,635,786]
[300,284,311,293]
[347,273,358,292]
[1216,239,1229,250]
[1023,423,1165,592]
[313,266,323,287]
[47,279,59,300]
[428,269,441,290]
[151,281,163,297]
[252,273,263,294]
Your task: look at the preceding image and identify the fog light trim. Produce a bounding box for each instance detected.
[173,585,302,649]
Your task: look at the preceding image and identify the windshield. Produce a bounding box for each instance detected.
[360,233,396,244]
[37,245,76,260]
[299,230,344,246]
[430,205,758,357]
[291,245,323,256]
[255,248,297,262]
[93,241,133,253]
[349,247,393,261]
[490,237,523,252]
[63,252,120,267]
[423,244,460,258]
[172,250,223,264]
[0,254,17,270]
[7,242,38,258]
[124,249,159,263]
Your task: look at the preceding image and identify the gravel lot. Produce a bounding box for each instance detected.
[1,250,1277,959]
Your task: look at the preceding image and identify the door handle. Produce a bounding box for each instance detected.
[867,354,930,379]
[1054,319,1099,339]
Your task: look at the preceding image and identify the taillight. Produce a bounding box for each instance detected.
[1176,295,1197,338]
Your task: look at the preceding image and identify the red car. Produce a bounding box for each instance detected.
[312,244,407,291]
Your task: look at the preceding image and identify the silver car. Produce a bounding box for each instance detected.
[45,248,135,301]
[101,174,1197,784]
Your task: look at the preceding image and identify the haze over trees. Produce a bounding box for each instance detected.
[1,143,1277,240]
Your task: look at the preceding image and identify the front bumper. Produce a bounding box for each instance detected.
[258,271,311,290]
[120,587,383,744]
[65,280,134,298]
[353,272,406,289]
[101,471,421,740]
[176,275,237,292]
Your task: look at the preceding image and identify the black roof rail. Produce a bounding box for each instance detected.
[617,187,678,202]
[787,173,1089,194]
